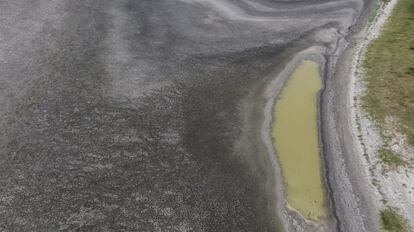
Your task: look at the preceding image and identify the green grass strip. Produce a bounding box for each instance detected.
[380,207,409,232]
[362,0,414,145]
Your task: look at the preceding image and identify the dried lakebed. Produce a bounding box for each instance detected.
[0,0,377,231]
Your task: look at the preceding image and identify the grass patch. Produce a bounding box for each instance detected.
[362,0,414,145]
[378,148,407,169]
[380,207,409,232]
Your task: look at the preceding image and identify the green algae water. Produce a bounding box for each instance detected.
[272,60,327,220]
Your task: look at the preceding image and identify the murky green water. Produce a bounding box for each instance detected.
[272,60,327,220]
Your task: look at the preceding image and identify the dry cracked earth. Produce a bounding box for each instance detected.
[0,0,366,231]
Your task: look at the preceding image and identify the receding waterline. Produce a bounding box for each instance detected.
[272,60,327,220]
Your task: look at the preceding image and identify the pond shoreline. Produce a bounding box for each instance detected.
[262,48,334,232]
[260,0,381,229]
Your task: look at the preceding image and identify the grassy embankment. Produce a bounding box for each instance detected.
[362,0,414,168]
[380,207,409,232]
[363,0,413,230]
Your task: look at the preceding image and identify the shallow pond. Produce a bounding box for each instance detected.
[272,60,327,220]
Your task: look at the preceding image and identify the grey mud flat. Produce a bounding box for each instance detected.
[0,0,374,231]
[320,0,382,231]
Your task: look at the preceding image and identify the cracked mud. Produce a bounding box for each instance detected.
[0,0,369,231]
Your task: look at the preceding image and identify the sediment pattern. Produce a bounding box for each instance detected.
[0,0,367,231]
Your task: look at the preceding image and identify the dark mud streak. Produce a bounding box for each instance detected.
[319,0,377,230]
[320,54,342,232]
[319,0,377,232]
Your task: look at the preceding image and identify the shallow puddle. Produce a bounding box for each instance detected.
[272,60,327,220]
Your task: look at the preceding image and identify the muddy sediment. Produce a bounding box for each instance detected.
[0,0,375,231]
